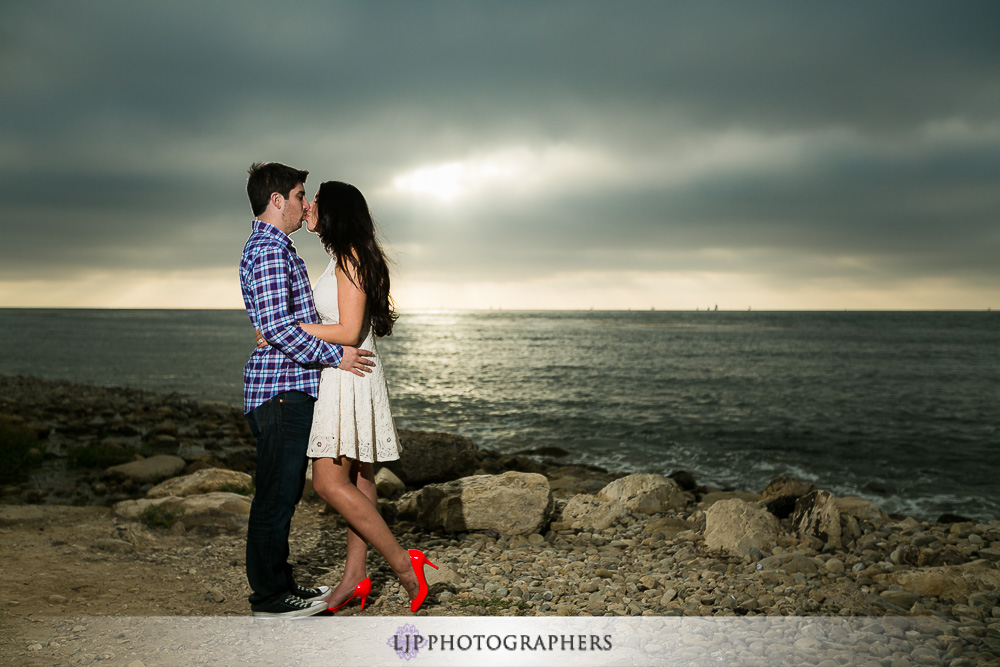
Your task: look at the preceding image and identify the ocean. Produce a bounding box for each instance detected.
[0,308,997,520]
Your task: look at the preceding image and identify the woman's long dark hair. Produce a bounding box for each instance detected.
[314,181,397,337]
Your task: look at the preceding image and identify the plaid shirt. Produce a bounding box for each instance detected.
[240,219,343,413]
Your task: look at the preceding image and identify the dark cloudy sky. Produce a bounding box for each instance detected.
[2,1,998,309]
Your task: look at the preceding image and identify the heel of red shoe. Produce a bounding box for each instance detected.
[328,577,372,614]
[358,577,372,611]
[407,549,436,613]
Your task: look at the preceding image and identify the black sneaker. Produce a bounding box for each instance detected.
[251,594,326,618]
[291,583,331,603]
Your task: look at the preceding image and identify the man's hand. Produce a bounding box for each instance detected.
[340,346,375,377]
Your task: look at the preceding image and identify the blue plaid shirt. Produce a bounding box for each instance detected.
[240,219,343,413]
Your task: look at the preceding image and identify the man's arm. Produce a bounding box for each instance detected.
[248,245,344,367]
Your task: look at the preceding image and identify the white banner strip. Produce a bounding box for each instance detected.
[21,615,994,666]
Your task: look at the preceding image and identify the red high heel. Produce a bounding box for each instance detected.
[328,577,372,613]
[408,549,438,613]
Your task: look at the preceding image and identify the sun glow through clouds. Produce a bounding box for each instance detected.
[392,162,468,201]
[390,146,613,202]
[392,156,521,202]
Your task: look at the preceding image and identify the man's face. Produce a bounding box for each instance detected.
[281,183,308,233]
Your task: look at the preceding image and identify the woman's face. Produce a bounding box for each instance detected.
[305,192,320,233]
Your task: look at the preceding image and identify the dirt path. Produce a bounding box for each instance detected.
[0,501,437,665]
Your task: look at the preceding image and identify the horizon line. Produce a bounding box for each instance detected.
[0,306,993,313]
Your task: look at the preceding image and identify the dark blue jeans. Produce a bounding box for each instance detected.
[244,390,315,609]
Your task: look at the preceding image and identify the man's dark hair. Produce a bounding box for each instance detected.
[246,162,309,217]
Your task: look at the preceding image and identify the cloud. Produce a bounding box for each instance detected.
[1,1,998,308]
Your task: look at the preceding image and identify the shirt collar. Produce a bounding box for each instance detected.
[251,219,295,250]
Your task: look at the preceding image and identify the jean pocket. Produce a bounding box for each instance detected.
[245,413,261,439]
[277,391,312,405]
[250,400,273,435]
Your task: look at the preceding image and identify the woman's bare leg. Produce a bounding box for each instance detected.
[313,457,419,604]
[326,461,376,606]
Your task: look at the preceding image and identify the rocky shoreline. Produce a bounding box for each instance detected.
[2,373,999,664]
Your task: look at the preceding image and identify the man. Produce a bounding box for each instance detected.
[239,161,373,618]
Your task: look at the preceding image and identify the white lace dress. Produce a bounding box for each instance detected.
[306,256,400,462]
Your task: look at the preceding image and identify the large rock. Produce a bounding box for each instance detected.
[760,476,817,501]
[834,496,889,525]
[700,491,761,507]
[382,429,478,485]
[885,560,1000,602]
[374,467,406,499]
[704,498,781,557]
[395,471,552,535]
[597,473,688,514]
[792,489,842,549]
[105,455,186,484]
[558,494,631,531]
[147,468,252,498]
[113,492,251,532]
[426,565,463,595]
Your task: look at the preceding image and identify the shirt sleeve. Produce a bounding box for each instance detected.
[248,245,344,368]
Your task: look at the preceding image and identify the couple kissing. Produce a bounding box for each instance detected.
[239,162,435,618]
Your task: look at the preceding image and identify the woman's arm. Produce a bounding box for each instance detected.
[299,257,367,346]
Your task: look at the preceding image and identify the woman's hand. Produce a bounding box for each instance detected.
[255,329,269,349]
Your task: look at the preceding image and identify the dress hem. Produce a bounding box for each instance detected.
[306,437,401,464]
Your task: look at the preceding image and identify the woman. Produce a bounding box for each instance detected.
[283,180,435,613]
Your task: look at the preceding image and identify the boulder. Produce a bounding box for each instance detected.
[147,468,252,498]
[426,565,463,594]
[396,471,552,535]
[886,560,1000,602]
[699,491,761,507]
[104,455,186,484]
[834,496,889,525]
[597,473,688,514]
[704,498,781,557]
[374,467,406,499]
[113,492,251,532]
[558,494,631,531]
[176,493,252,530]
[760,476,817,502]
[382,429,479,485]
[792,489,842,549]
